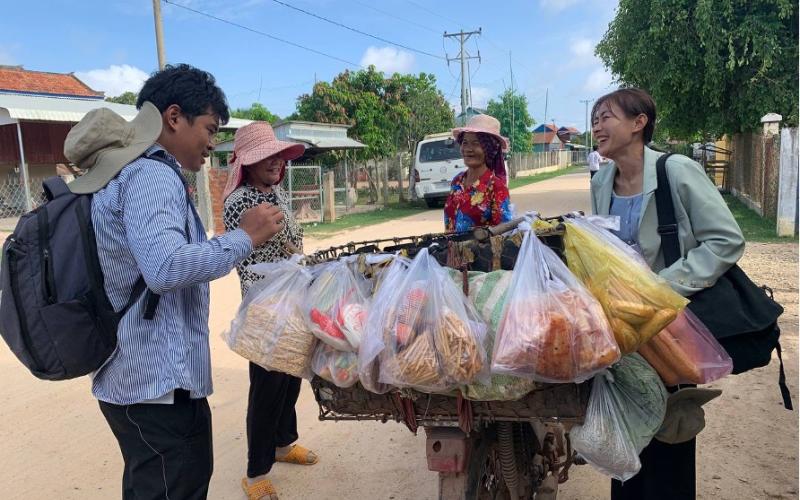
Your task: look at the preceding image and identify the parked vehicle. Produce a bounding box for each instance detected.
[409,132,465,208]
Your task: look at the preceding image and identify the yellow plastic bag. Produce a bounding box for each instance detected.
[564,217,688,354]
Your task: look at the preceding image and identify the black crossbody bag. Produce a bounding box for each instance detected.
[654,153,792,410]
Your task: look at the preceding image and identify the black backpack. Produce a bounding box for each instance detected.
[0,177,156,380]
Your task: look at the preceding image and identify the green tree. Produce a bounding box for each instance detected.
[231,102,279,123]
[105,91,138,105]
[486,90,534,152]
[596,0,798,138]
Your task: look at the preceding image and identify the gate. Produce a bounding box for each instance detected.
[282,165,323,223]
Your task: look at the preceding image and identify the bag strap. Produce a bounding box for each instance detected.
[654,153,792,410]
[654,153,680,267]
[42,177,71,201]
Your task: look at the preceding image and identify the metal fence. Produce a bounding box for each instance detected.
[509,150,587,177]
[282,164,323,223]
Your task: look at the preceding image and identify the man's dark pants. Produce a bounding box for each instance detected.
[99,389,213,500]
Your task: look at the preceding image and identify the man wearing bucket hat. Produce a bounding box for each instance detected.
[222,122,317,500]
[445,114,513,232]
[66,64,285,499]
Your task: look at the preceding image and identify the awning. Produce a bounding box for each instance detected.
[0,93,252,130]
[284,134,366,150]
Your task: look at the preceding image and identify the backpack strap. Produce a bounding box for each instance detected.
[654,153,792,410]
[42,177,71,201]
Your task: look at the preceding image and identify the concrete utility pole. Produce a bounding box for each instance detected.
[509,52,515,152]
[444,28,481,117]
[580,98,593,147]
[152,0,167,70]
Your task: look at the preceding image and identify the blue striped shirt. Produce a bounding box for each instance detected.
[90,145,253,405]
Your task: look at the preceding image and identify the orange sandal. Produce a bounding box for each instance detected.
[241,477,278,500]
[275,444,319,465]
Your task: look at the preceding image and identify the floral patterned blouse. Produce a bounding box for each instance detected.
[223,183,303,297]
[443,169,512,232]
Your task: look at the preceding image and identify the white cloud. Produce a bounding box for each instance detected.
[470,86,493,109]
[75,64,149,97]
[0,44,18,65]
[583,67,614,93]
[539,0,581,12]
[570,38,594,59]
[360,47,415,74]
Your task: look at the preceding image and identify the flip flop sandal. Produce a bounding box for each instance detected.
[241,477,278,500]
[275,444,319,465]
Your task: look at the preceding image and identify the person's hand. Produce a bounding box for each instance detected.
[239,203,285,247]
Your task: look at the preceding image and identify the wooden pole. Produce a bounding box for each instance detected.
[323,171,336,222]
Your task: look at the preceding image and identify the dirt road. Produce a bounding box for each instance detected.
[0,172,796,499]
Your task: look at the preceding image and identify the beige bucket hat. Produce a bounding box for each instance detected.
[655,387,722,444]
[66,101,162,194]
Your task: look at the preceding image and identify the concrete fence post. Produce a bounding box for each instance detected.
[323,171,336,222]
[196,156,214,231]
[776,127,799,236]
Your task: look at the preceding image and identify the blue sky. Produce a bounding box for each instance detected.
[2,0,620,132]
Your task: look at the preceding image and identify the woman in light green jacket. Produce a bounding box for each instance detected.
[589,88,744,500]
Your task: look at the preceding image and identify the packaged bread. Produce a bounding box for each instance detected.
[225,259,316,379]
[563,216,688,353]
[491,225,620,383]
[311,342,359,388]
[378,248,489,392]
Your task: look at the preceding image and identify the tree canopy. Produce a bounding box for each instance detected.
[596,0,798,138]
[485,89,535,152]
[293,67,453,161]
[105,91,138,105]
[231,102,279,124]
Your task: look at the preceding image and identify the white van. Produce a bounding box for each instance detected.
[409,132,465,207]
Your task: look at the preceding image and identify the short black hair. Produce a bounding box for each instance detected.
[137,64,230,124]
[592,88,656,143]
[592,145,598,151]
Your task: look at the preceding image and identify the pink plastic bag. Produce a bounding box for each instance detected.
[638,309,733,386]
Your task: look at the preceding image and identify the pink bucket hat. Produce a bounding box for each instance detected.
[223,121,306,199]
[451,114,510,151]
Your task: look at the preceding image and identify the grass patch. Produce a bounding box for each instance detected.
[507,165,585,190]
[723,194,794,243]
[302,200,427,237]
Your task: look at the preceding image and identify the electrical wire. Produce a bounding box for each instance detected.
[162,0,360,67]
[269,0,445,60]
[349,0,441,34]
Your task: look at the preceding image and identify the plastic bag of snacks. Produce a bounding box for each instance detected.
[378,248,490,393]
[492,225,621,383]
[571,354,668,482]
[359,254,409,394]
[225,258,316,379]
[638,309,732,386]
[446,269,539,401]
[305,260,371,352]
[311,342,359,388]
[563,216,688,354]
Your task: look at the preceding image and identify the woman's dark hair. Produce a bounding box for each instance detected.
[137,63,230,124]
[591,88,656,143]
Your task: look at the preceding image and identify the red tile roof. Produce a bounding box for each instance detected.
[0,65,103,98]
[532,131,559,144]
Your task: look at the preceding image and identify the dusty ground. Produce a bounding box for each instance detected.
[0,172,796,499]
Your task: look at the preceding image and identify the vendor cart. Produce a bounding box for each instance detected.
[307,217,592,500]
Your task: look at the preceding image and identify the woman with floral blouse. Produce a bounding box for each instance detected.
[444,114,513,232]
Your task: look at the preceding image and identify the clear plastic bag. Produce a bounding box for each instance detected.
[359,255,410,393]
[304,260,371,352]
[571,354,668,482]
[492,227,621,383]
[311,342,359,388]
[224,258,316,379]
[378,248,490,393]
[564,216,689,354]
[638,309,733,385]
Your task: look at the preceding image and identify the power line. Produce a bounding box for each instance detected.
[269,0,445,60]
[349,0,441,34]
[163,0,360,67]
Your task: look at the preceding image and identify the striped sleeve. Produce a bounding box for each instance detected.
[122,161,252,294]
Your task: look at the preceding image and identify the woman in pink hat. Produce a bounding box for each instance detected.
[223,121,318,500]
[445,114,513,232]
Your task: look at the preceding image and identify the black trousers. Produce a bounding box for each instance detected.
[611,438,696,499]
[590,170,598,179]
[99,389,213,500]
[247,362,302,478]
